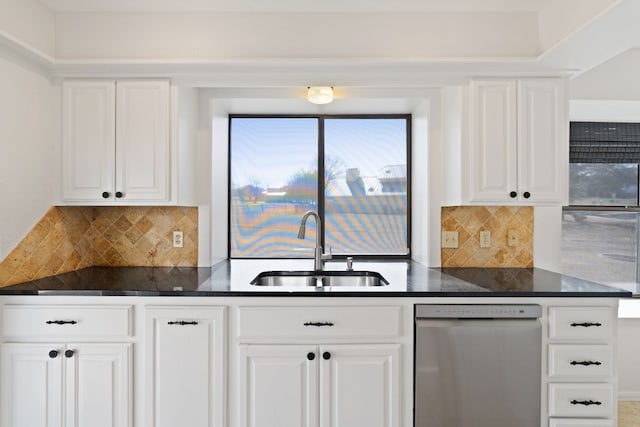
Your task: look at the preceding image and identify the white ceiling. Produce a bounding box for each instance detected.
[37,0,553,13]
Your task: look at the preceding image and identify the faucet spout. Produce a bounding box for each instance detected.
[297,210,330,271]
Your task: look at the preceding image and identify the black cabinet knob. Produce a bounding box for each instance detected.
[115,191,123,198]
[102,192,110,199]
[307,352,316,361]
[322,352,331,360]
[65,349,74,358]
[509,191,517,198]
[48,350,58,358]
[523,192,531,199]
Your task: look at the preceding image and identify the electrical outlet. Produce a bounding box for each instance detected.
[173,231,184,248]
[441,231,459,249]
[507,229,519,247]
[479,230,491,248]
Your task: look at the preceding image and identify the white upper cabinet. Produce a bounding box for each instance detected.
[115,81,170,202]
[468,78,568,205]
[62,81,116,202]
[62,79,171,204]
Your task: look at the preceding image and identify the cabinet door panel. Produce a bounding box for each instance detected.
[1,343,63,427]
[62,81,116,201]
[469,80,518,202]
[320,344,401,427]
[145,307,225,427]
[240,345,318,427]
[517,79,567,203]
[116,80,170,201]
[65,343,131,427]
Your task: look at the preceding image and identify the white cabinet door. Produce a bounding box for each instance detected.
[319,344,401,427]
[239,345,318,427]
[1,343,130,427]
[145,307,225,427]
[1,343,63,427]
[65,343,131,427]
[469,79,518,202]
[468,78,567,204]
[517,79,567,204]
[62,81,116,202]
[116,80,170,202]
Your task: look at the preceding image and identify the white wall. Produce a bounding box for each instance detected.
[537,0,617,52]
[0,50,56,259]
[618,300,640,400]
[53,12,540,60]
[0,0,55,57]
[570,48,640,100]
[411,99,431,266]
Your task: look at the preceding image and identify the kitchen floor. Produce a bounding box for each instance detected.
[619,401,640,426]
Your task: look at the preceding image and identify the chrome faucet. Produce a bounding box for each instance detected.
[297,210,332,271]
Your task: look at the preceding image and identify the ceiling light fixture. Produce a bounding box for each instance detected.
[307,86,334,104]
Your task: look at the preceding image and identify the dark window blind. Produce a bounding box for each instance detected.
[570,122,640,163]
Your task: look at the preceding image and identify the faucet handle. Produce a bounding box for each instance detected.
[346,257,353,271]
[322,246,333,260]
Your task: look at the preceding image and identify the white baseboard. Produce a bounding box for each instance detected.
[619,392,640,401]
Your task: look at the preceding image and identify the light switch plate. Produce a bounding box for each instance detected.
[441,231,459,249]
[479,230,491,248]
[507,229,519,247]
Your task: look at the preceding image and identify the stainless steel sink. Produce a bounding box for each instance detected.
[250,270,389,287]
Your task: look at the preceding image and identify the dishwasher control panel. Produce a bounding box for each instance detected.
[415,304,542,319]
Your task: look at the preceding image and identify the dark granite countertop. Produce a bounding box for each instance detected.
[0,259,632,297]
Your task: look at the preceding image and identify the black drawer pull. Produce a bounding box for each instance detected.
[571,399,602,406]
[46,320,77,325]
[167,321,198,326]
[323,352,331,360]
[48,350,59,358]
[65,350,75,358]
[570,360,602,366]
[307,352,316,361]
[571,322,602,327]
[303,322,334,327]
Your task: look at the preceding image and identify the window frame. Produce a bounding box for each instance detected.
[227,113,412,259]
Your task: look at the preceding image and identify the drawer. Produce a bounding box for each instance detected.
[549,307,613,341]
[548,345,613,378]
[549,419,613,427]
[237,306,402,341]
[548,383,614,418]
[2,305,133,339]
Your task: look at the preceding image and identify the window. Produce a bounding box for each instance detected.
[229,115,410,258]
[562,122,640,293]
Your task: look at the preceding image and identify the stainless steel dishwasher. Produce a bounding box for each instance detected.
[415,304,542,427]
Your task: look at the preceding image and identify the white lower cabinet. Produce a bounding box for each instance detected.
[547,306,617,427]
[320,344,401,427]
[239,343,401,427]
[548,383,614,418]
[1,342,131,427]
[240,344,317,427]
[145,306,226,427]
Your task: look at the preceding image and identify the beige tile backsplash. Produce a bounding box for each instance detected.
[0,206,198,287]
[441,206,533,268]
[0,203,533,286]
